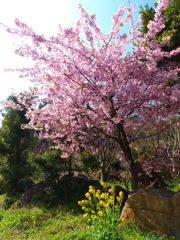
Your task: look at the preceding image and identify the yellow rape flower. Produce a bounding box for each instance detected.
[105,202,110,208]
[119,191,123,198]
[85,192,91,198]
[95,189,101,199]
[99,200,105,206]
[100,181,107,189]
[117,191,123,204]
[105,193,109,199]
[121,217,126,226]
[95,192,101,199]
[117,197,122,203]
[110,195,114,200]
[108,199,114,205]
[83,213,88,218]
[78,201,82,205]
[98,211,103,217]
[78,199,88,206]
[108,186,115,194]
[108,188,113,194]
[82,206,89,211]
[100,193,106,199]
[89,188,95,194]
[89,185,95,194]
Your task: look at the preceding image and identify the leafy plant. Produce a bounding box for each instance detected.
[78,182,124,239]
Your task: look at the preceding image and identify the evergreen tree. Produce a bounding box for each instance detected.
[0,95,35,191]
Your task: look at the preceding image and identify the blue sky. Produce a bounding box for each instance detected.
[0,0,156,119]
[72,0,156,33]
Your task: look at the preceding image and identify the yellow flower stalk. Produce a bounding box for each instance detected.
[78,184,123,227]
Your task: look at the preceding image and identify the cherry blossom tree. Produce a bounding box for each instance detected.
[5,0,180,191]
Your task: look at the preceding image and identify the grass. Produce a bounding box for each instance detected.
[0,206,91,240]
[0,206,174,240]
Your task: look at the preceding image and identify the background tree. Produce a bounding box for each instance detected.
[0,95,36,191]
[87,137,121,182]
[79,151,99,174]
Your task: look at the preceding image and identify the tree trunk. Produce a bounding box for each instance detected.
[117,123,139,191]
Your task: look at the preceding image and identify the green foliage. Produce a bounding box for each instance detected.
[80,151,99,172]
[139,4,155,34]
[0,97,35,191]
[161,0,180,51]
[28,149,66,183]
[139,0,180,52]
[168,175,180,192]
[0,208,46,230]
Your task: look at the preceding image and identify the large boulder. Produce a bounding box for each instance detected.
[120,189,180,239]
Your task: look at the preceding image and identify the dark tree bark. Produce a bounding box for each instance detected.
[117,123,139,191]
